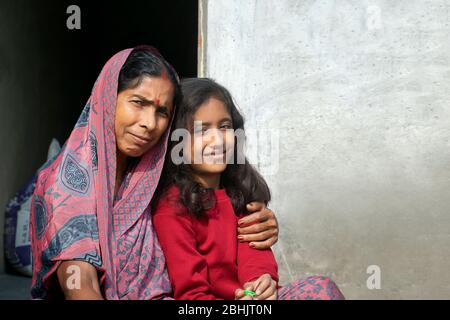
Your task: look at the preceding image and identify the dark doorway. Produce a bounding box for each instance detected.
[38,0,198,143]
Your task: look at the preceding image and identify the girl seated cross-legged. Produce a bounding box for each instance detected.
[152,78,345,300]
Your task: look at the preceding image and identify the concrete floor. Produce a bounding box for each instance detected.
[0,274,31,300]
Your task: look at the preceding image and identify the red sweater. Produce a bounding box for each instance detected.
[152,185,278,300]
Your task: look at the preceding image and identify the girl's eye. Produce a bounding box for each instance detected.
[220,124,233,130]
[193,127,207,134]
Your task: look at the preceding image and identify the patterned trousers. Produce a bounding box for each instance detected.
[278,275,345,300]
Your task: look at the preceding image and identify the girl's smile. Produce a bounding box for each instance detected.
[202,150,226,163]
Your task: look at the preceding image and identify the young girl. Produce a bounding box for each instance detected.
[152,78,345,300]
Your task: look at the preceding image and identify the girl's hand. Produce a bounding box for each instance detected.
[237,202,279,249]
[234,282,255,300]
[234,274,278,300]
[252,273,278,300]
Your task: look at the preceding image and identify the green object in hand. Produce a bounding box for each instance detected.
[243,289,257,297]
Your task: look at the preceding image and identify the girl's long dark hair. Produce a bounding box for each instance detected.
[153,78,270,219]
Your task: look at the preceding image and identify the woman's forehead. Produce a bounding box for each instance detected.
[126,76,174,105]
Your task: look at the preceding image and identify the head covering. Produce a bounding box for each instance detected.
[30,47,176,299]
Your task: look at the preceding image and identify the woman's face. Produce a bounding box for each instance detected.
[115,75,174,157]
[186,97,235,175]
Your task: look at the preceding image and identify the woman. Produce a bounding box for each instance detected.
[30,45,279,300]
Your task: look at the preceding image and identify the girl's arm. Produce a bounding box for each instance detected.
[236,212,279,287]
[56,260,103,300]
[152,201,220,300]
[237,202,279,249]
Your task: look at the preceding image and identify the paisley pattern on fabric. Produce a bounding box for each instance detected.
[60,154,90,195]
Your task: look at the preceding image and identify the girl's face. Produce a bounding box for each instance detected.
[187,97,235,176]
[115,75,174,157]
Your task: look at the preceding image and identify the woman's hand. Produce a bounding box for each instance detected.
[235,274,278,300]
[237,202,279,249]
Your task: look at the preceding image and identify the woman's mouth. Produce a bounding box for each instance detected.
[128,132,152,146]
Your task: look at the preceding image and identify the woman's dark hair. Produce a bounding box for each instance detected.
[118,45,181,106]
[153,77,271,219]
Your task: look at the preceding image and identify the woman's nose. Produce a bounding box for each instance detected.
[140,110,157,131]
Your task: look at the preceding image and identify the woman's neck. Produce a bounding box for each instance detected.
[193,172,221,190]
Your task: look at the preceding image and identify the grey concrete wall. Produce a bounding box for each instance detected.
[202,0,450,299]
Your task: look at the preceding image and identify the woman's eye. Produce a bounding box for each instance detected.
[132,100,143,106]
[221,124,232,130]
[158,108,169,117]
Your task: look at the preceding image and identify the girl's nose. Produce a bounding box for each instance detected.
[208,128,224,143]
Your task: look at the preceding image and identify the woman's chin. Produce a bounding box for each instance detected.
[118,137,159,158]
[120,146,147,158]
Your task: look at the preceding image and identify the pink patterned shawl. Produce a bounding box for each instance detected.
[30,47,174,300]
